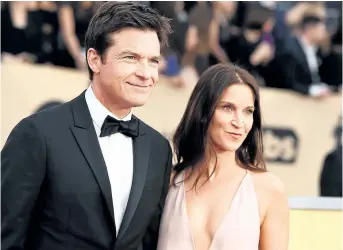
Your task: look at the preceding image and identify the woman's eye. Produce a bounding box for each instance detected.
[246,109,254,115]
[223,106,233,112]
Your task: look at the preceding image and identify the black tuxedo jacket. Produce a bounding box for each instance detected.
[273,37,322,94]
[1,91,172,250]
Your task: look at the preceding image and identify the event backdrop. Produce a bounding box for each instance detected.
[1,61,342,197]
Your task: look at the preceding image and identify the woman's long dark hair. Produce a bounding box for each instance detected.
[172,63,266,188]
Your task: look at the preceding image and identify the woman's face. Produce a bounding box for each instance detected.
[208,83,255,153]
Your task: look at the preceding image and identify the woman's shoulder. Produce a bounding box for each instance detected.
[249,171,287,223]
[250,170,285,195]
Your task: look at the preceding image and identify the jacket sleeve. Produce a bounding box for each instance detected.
[279,53,310,95]
[1,117,46,250]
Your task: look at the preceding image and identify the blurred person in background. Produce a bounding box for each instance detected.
[184,1,236,76]
[25,1,60,65]
[320,115,342,197]
[208,1,237,65]
[151,1,189,88]
[1,1,59,65]
[269,3,333,97]
[222,2,275,83]
[318,3,342,92]
[1,1,35,62]
[272,1,327,45]
[55,1,103,70]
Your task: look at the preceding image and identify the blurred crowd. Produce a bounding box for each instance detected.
[1,1,342,97]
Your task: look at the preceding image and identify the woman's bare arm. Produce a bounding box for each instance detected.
[259,178,289,250]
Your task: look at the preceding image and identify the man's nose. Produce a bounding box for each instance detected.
[135,61,151,80]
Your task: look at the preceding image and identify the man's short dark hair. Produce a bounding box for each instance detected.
[299,15,325,31]
[85,1,172,81]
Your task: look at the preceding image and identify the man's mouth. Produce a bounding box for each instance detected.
[127,82,149,88]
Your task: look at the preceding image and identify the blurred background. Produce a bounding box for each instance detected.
[1,1,342,249]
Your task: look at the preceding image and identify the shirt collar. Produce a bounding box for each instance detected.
[85,85,132,129]
[298,36,318,53]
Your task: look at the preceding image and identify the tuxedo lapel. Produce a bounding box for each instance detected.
[117,119,150,240]
[70,92,116,229]
[293,38,312,76]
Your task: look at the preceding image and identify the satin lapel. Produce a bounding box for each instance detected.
[117,125,150,240]
[70,92,115,229]
[293,38,312,77]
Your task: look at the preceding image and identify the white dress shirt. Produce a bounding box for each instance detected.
[85,85,133,235]
[298,37,330,96]
[298,37,319,75]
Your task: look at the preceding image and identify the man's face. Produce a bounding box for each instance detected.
[94,28,161,110]
[310,21,327,44]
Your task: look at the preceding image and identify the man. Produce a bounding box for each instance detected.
[271,12,332,97]
[320,116,342,197]
[1,2,172,250]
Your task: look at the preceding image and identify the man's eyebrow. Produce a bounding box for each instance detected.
[150,55,162,61]
[118,50,161,60]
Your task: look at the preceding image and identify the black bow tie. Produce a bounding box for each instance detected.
[100,115,139,138]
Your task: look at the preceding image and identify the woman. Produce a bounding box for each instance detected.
[157,64,289,250]
[185,2,236,76]
[56,1,103,70]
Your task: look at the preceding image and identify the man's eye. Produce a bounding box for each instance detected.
[151,59,159,64]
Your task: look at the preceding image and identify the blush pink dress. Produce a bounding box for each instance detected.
[157,171,260,250]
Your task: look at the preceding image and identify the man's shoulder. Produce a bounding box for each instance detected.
[5,100,72,145]
[19,92,86,134]
[27,91,85,124]
[28,100,71,123]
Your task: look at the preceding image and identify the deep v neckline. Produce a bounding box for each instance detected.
[182,171,249,250]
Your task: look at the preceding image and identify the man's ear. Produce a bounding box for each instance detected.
[87,48,102,75]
